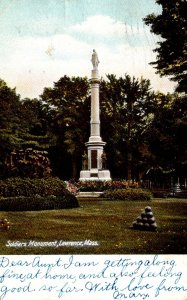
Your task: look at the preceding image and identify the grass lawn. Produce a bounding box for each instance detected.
[0,198,186,254]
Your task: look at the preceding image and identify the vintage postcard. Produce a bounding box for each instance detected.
[0,0,186,299]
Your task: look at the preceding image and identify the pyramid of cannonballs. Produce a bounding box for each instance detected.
[132,206,157,231]
[0,218,10,230]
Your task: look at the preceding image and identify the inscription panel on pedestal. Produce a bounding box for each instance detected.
[91,150,97,169]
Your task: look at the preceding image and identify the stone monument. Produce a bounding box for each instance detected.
[79,50,111,181]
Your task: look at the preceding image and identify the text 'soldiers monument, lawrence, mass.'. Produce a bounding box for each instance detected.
[80,50,111,181]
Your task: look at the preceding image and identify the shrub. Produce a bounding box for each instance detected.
[0,194,79,211]
[102,188,152,201]
[3,148,52,178]
[77,180,140,192]
[0,177,67,197]
[152,190,168,198]
[77,181,105,191]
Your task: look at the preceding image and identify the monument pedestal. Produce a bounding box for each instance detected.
[80,138,111,181]
[80,169,111,181]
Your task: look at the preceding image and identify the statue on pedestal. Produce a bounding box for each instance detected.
[91,49,99,70]
[82,152,88,170]
[101,152,107,170]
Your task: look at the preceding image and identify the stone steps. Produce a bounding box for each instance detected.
[76,191,103,198]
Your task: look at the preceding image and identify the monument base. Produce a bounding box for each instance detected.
[79,169,111,181]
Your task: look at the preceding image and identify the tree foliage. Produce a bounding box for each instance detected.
[100,74,156,179]
[0,79,22,162]
[0,75,186,182]
[143,92,187,174]
[4,148,51,178]
[41,76,90,178]
[0,79,52,178]
[144,0,187,93]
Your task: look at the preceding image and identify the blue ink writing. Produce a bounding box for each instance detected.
[0,282,34,299]
[85,277,118,293]
[57,282,83,298]
[155,278,187,297]
[0,255,186,299]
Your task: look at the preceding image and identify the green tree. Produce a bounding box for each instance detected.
[100,74,156,179]
[0,79,20,129]
[19,98,52,150]
[0,79,22,166]
[0,79,53,178]
[41,75,90,178]
[144,0,187,93]
[142,92,187,182]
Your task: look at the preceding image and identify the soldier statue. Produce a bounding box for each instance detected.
[91,49,100,69]
[82,152,88,170]
[101,152,107,170]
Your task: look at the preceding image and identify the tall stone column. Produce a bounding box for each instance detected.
[80,50,111,181]
[90,68,101,139]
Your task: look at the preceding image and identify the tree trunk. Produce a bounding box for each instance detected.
[127,152,132,180]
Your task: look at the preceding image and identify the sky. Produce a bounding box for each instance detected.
[0,0,176,99]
